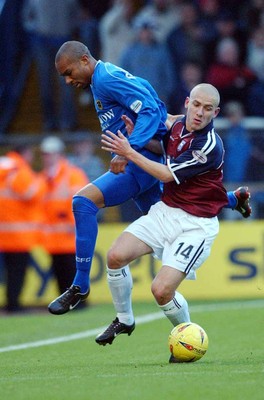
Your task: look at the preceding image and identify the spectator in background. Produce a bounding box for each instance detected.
[205,37,256,112]
[168,59,204,114]
[240,0,264,33]
[246,26,264,116]
[222,101,252,184]
[198,0,220,57]
[22,0,79,131]
[247,26,264,81]
[77,0,111,21]
[40,136,89,299]
[99,0,143,64]
[77,1,100,107]
[68,135,106,182]
[135,0,183,44]
[0,144,45,312]
[77,1,100,58]
[246,128,264,218]
[213,10,248,64]
[167,1,205,82]
[197,2,248,66]
[119,15,175,105]
[221,100,264,219]
[246,132,264,183]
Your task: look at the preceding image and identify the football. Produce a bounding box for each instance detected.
[168,322,209,363]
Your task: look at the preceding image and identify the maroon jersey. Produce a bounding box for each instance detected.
[161,116,228,217]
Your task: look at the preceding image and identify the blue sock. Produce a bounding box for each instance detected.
[72,195,99,293]
[226,191,237,209]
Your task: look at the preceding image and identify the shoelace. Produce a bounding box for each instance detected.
[58,287,77,305]
[104,319,122,333]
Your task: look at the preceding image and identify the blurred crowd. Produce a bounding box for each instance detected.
[18,1,264,199]
[12,0,264,127]
[17,0,264,185]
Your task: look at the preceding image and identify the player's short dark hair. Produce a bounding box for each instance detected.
[55,41,91,63]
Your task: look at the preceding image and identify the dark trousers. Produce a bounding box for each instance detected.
[2,252,29,311]
[51,253,76,294]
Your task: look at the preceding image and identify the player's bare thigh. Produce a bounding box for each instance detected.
[76,183,105,208]
[107,232,153,269]
[151,265,186,305]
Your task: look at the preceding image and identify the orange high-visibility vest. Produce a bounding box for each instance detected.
[0,151,46,252]
[41,158,89,254]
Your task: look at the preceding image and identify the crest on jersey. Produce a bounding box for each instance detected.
[192,150,207,164]
[177,140,186,151]
[130,100,142,114]
[96,100,103,110]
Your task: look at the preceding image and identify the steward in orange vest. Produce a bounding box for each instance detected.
[0,144,45,312]
[40,136,89,295]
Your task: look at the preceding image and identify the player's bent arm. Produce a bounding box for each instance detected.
[121,115,163,154]
[102,130,173,183]
[144,139,163,154]
[166,114,183,130]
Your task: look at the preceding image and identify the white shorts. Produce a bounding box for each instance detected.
[125,201,219,280]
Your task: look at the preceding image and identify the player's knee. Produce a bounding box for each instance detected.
[151,280,172,305]
[107,247,125,269]
[72,195,84,210]
[75,183,105,208]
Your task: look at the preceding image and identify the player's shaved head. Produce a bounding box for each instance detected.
[190,83,220,107]
[55,41,91,63]
[185,83,220,131]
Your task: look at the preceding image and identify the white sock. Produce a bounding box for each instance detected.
[159,292,190,327]
[107,265,134,325]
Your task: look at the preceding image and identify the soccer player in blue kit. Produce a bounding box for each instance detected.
[48,41,251,315]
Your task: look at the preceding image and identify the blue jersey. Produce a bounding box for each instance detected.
[90,61,168,150]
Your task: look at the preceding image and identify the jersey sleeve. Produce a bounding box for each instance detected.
[101,64,166,150]
[167,132,224,184]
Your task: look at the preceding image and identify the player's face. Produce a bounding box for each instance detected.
[56,55,91,89]
[184,92,220,132]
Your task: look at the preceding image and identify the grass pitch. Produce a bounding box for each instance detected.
[0,299,263,400]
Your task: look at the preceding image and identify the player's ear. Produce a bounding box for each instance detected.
[213,107,220,118]
[80,54,89,64]
[184,97,190,109]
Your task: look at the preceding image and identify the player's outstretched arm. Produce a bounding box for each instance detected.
[122,114,163,155]
[102,130,173,182]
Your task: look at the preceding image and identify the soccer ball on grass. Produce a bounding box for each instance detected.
[168,322,208,363]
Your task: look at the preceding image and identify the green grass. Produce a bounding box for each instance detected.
[0,300,263,400]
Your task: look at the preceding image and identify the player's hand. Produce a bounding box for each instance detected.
[121,115,134,136]
[109,155,128,174]
[102,130,132,158]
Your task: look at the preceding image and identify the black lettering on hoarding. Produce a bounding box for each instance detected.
[229,248,257,280]
[29,255,53,297]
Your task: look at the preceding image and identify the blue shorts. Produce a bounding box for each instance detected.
[93,149,163,214]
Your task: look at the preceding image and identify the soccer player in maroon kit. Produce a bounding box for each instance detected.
[97,84,249,361]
